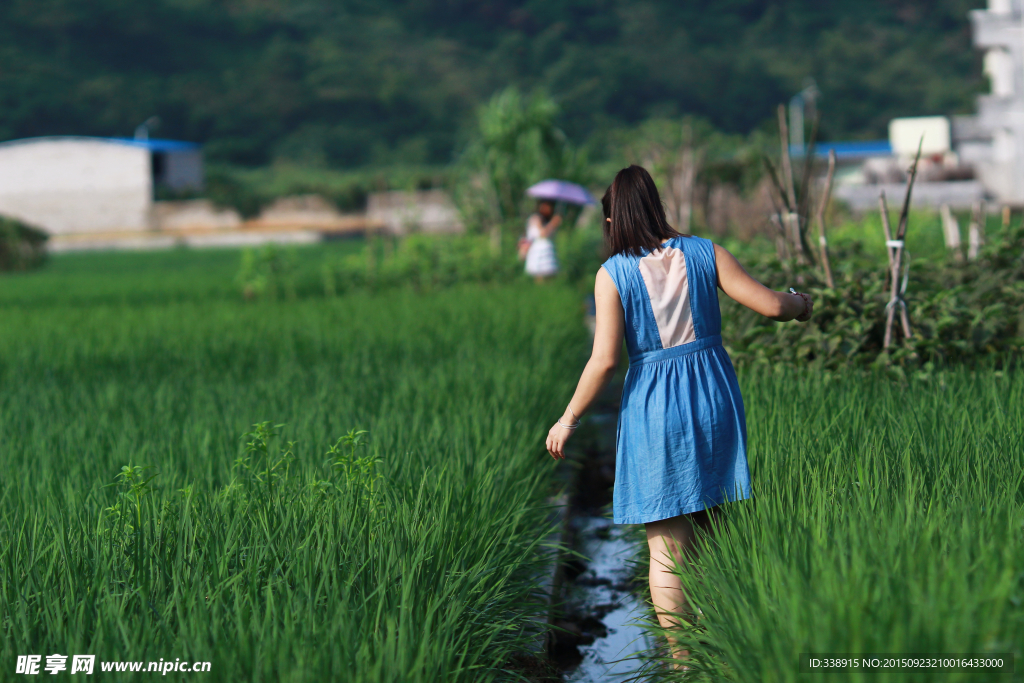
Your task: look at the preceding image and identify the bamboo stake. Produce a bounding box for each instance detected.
[763,182,792,262]
[763,156,792,213]
[796,113,821,260]
[883,139,923,350]
[815,149,837,288]
[777,105,798,212]
[762,156,794,263]
[879,191,894,289]
[777,104,806,263]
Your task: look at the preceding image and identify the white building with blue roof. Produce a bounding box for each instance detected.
[0,135,202,234]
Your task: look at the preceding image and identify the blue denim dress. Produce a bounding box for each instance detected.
[602,235,751,524]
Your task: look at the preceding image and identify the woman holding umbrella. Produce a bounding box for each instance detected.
[523,200,561,282]
[521,180,597,283]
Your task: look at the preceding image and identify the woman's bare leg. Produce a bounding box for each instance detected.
[645,508,717,665]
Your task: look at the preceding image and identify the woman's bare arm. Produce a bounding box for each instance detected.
[713,244,812,321]
[546,266,624,459]
[540,214,562,238]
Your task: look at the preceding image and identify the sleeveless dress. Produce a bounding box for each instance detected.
[524,216,559,277]
[601,235,751,524]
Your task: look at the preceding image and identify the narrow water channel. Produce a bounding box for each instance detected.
[548,339,655,682]
[563,517,653,682]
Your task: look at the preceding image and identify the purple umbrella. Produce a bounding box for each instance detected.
[526,179,597,206]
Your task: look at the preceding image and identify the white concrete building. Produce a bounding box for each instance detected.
[0,136,202,234]
[954,0,1024,205]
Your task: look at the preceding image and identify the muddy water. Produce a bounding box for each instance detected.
[549,369,655,681]
[563,518,653,682]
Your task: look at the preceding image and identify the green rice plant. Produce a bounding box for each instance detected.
[0,250,589,682]
[103,462,158,539]
[326,429,384,503]
[644,368,1024,683]
[236,245,299,300]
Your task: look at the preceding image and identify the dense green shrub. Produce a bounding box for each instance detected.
[0,216,47,271]
[235,218,1022,369]
[322,233,520,294]
[316,230,604,296]
[722,224,1024,371]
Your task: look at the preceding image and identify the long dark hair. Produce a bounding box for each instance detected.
[601,165,683,257]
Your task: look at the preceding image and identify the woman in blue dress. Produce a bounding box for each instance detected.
[546,165,813,663]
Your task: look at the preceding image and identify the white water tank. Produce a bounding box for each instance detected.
[889,117,951,158]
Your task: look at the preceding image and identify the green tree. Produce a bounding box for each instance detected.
[456,87,588,244]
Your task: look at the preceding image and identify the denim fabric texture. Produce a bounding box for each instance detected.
[602,235,751,524]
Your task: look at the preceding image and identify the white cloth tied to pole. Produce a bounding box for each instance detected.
[885,244,911,316]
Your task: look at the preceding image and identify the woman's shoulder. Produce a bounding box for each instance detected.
[600,251,640,288]
[601,248,638,267]
[667,233,711,246]
[669,234,717,257]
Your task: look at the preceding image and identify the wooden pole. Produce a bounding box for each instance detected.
[940,204,963,263]
[968,201,986,261]
[815,149,837,288]
[676,124,697,233]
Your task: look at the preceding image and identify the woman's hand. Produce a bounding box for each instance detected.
[792,291,813,322]
[546,421,573,460]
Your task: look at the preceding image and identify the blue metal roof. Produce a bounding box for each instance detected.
[791,140,892,160]
[0,135,201,152]
[107,137,201,151]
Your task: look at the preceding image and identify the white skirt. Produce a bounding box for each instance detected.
[525,238,558,276]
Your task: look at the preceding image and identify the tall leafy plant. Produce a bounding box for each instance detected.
[456,87,588,242]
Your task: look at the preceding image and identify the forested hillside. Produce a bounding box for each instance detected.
[0,0,985,167]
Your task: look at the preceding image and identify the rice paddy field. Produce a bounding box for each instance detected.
[662,369,1024,683]
[0,245,587,681]
[1,243,1022,682]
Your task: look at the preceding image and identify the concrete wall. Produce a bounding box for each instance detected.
[0,137,152,234]
[366,190,463,235]
[834,181,986,211]
[151,199,241,230]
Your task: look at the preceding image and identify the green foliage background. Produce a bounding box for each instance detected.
[0,0,985,168]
